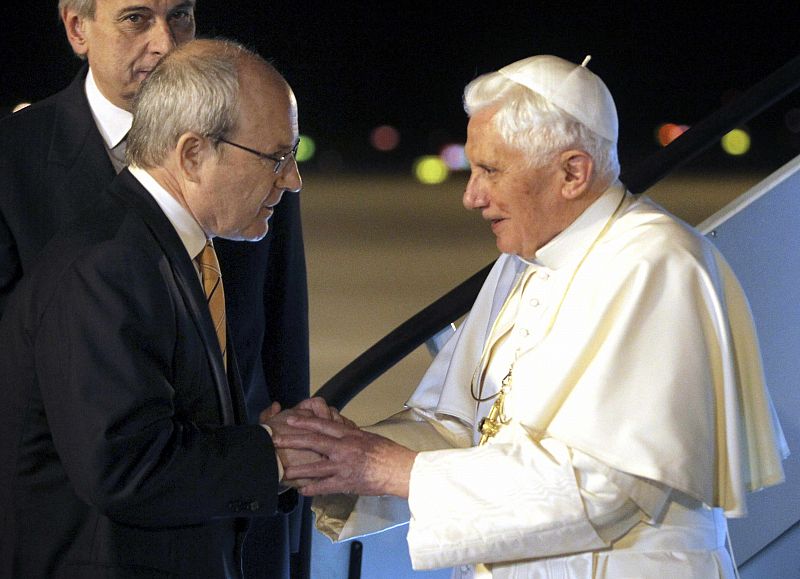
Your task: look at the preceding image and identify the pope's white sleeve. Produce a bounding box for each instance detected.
[570,444,670,543]
[407,428,670,570]
[364,407,473,451]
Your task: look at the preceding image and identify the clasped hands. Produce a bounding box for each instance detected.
[260,397,416,499]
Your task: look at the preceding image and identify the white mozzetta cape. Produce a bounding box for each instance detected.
[408,185,786,515]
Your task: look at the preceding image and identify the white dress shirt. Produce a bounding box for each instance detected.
[84,69,132,173]
[128,166,206,265]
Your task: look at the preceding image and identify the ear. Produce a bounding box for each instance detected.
[62,9,89,57]
[559,150,594,200]
[176,133,213,183]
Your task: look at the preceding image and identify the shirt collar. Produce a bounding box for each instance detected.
[518,181,626,270]
[84,68,133,149]
[128,166,208,261]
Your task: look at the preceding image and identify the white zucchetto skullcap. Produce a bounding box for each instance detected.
[497,55,618,143]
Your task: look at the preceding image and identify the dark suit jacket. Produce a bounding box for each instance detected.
[0,169,282,578]
[0,66,309,578]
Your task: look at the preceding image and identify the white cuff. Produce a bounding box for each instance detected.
[261,424,285,483]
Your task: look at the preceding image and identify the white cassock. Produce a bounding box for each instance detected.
[313,183,788,578]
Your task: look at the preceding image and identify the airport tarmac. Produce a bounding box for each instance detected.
[300,171,764,425]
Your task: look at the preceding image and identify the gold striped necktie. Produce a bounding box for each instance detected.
[197,240,227,369]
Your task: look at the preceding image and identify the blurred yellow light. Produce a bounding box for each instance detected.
[413,156,449,184]
[721,129,750,156]
[296,135,315,162]
[13,102,31,113]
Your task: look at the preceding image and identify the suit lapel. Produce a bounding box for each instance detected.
[225,345,248,424]
[47,66,116,199]
[110,170,237,425]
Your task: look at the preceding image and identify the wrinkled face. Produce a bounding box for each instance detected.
[64,0,196,110]
[463,107,570,258]
[191,67,302,242]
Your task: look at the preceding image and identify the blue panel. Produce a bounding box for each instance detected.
[739,522,800,578]
[699,155,800,565]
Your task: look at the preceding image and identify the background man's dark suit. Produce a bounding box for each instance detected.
[0,169,283,578]
[0,66,309,577]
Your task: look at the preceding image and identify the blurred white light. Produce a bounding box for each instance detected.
[439,143,469,170]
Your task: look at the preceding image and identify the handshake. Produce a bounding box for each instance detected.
[259,397,415,499]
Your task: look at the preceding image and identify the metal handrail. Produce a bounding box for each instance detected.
[314,51,800,410]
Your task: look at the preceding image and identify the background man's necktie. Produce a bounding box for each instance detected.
[109,136,127,174]
[197,241,227,369]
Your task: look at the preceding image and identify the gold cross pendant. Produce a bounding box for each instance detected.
[478,369,512,445]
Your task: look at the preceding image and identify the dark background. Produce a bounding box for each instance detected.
[2,2,800,173]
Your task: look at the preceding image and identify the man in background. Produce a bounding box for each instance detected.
[0,2,309,577]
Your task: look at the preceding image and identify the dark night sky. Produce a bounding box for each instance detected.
[2,2,800,172]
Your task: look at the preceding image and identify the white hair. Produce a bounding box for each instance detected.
[463,71,620,183]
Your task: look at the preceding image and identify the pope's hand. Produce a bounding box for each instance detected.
[271,415,417,498]
[260,398,358,488]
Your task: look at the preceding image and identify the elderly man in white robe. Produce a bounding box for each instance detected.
[273,54,788,578]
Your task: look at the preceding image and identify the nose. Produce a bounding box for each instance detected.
[277,160,302,194]
[149,19,176,55]
[462,172,486,210]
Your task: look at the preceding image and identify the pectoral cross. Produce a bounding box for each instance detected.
[478,369,513,445]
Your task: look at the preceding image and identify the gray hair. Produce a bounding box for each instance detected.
[463,71,620,184]
[59,0,95,60]
[58,0,95,18]
[126,39,247,168]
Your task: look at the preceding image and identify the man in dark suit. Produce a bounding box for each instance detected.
[0,38,324,579]
[0,2,309,576]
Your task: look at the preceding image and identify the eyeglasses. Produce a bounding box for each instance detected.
[217,137,300,174]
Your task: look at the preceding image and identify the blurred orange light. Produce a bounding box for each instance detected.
[657,123,688,147]
[370,125,400,152]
